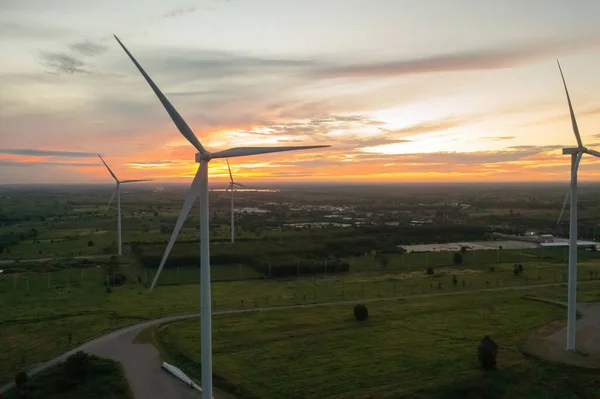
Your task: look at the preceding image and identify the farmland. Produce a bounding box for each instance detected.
[2,182,600,397]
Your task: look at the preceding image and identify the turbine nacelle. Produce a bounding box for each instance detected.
[562,147,584,155]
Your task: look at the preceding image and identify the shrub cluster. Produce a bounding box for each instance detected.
[354,304,368,321]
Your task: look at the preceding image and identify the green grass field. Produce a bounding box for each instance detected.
[3,259,600,385]
[155,291,600,399]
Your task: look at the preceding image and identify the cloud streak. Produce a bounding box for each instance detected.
[0,149,97,157]
[0,160,98,167]
[163,5,198,18]
[318,36,600,79]
[0,20,71,39]
[39,52,90,74]
[69,40,108,57]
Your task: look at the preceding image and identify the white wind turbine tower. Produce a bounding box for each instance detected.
[221,158,248,243]
[554,60,600,352]
[113,35,330,398]
[98,154,153,256]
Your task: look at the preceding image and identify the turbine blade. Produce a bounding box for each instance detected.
[585,148,600,158]
[98,154,119,182]
[113,35,206,154]
[557,60,583,148]
[219,185,232,200]
[105,187,117,214]
[557,152,583,225]
[211,145,331,159]
[150,166,203,291]
[226,158,233,183]
[120,179,153,183]
[557,187,570,226]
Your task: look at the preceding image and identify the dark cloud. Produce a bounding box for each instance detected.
[69,40,108,56]
[39,52,89,74]
[0,149,96,157]
[39,37,108,75]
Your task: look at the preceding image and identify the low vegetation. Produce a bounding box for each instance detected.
[152,292,598,398]
[4,352,132,399]
[353,304,368,321]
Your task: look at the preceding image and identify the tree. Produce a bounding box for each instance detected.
[354,304,368,321]
[426,267,435,275]
[453,252,463,265]
[15,371,28,390]
[452,274,458,286]
[461,246,468,253]
[87,240,94,247]
[380,255,389,270]
[513,265,521,276]
[478,336,498,370]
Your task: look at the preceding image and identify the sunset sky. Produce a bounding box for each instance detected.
[2,0,600,185]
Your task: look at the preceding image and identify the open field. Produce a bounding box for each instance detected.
[3,184,600,397]
[155,291,600,399]
[3,258,600,387]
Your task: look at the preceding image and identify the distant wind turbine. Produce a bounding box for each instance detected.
[98,154,153,256]
[113,34,330,399]
[221,158,248,243]
[554,60,600,352]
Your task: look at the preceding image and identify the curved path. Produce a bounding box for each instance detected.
[0,280,590,398]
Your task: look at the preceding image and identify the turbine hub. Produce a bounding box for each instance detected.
[195,152,212,162]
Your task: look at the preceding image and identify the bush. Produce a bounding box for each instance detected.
[452,274,458,286]
[513,264,523,276]
[108,272,126,286]
[426,267,435,275]
[55,376,73,392]
[64,351,92,381]
[461,246,468,253]
[15,371,28,389]
[453,252,463,265]
[478,336,498,370]
[354,304,368,321]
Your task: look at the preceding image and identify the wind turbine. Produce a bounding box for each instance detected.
[221,158,248,243]
[98,154,153,256]
[554,60,600,352]
[113,35,330,399]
